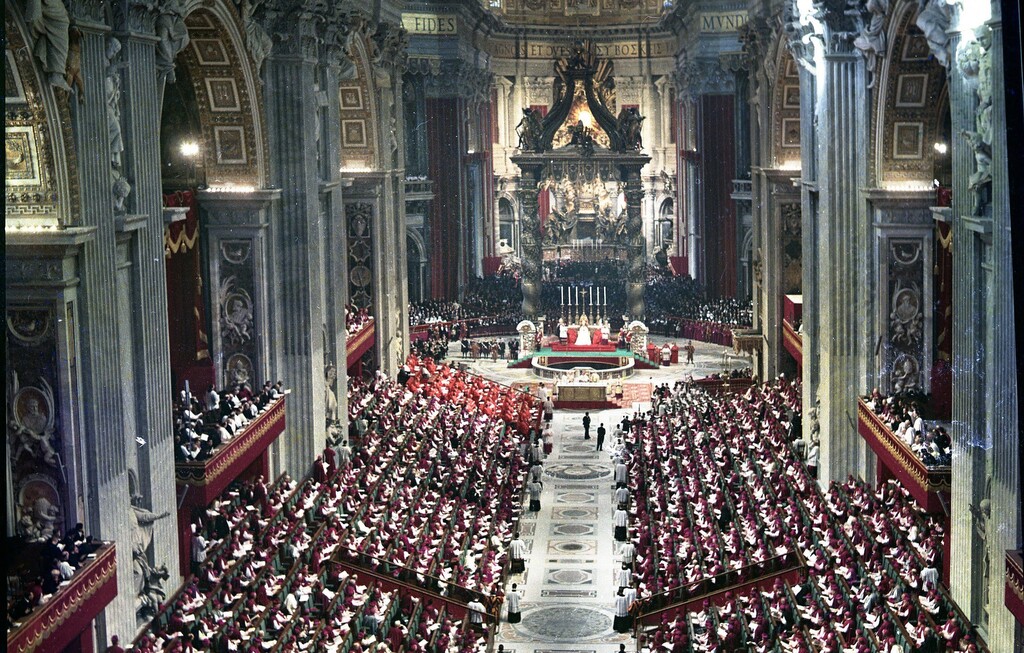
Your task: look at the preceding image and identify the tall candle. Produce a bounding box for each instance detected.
[575,286,579,305]
[604,286,607,305]
[561,286,564,306]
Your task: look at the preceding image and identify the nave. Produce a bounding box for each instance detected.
[493,405,640,651]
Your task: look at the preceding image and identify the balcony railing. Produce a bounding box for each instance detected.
[404,178,435,201]
[635,549,805,626]
[175,397,286,505]
[7,543,117,653]
[856,398,951,512]
[1007,549,1024,627]
[782,319,802,366]
[730,179,752,201]
[346,318,375,368]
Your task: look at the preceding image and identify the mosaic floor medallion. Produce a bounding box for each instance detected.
[546,539,597,555]
[552,506,598,520]
[545,568,593,585]
[562,442,598,454]
[555,491,596,504]
[551,522,595,537]
[512,604,615,642]
[544,463,610,481]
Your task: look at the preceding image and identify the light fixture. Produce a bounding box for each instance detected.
[579,111,593,129]
[933,142,948,155]
[179,140,200,158]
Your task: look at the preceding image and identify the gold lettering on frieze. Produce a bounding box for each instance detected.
[486,38,673,60]
[699,12,748,33]
[402,13,459,35]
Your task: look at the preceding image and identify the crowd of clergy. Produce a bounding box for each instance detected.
[612,377,979,652]
[132,361,540,652]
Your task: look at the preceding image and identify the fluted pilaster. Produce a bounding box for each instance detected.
[810,44,874,485]
[66,13,135,642]
[118,26,180,587]
[981,11,1020,648]
[320,59,349,431]
[264,52,325,476]
[947,24,988,623]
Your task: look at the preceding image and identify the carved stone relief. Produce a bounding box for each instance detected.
[885,238,926,393]
[6,306,67,542]
[347,202,374,311]
[216,238,259,388]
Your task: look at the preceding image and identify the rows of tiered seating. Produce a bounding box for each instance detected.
[134,361,539,651]
[627,378,982,652]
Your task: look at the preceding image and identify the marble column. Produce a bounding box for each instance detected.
[947,24,989,625]
[263,31,326,477]
[980,6,1020,646]
[319,56,349,433]
[370,51,411,375]
[116,12,180,589]
[65,4,136,641]
[809,42,874,485]
[518,162,545,320]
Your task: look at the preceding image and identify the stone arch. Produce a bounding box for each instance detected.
[657,196,674,244]
[768,39,802,168]
[497,193,519,249]
[872,0,949,187]
[166,1,268,188]
[338,34,380,171]
[4,1,79,226]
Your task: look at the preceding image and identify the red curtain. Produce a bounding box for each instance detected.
[163,190,215,393]
[929,220,953,419]
[538,188,551,228]
[699,95,737,297]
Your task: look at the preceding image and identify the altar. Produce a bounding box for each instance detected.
[556,382,608,406]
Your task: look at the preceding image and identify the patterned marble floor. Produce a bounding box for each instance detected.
[491,404,645,652]
[459,337,744,651]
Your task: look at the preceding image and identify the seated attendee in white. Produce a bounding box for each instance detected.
[576,314,592,346]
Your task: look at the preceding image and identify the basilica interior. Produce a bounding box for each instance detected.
[5,0,1024,651]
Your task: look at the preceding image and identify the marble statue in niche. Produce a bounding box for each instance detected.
[23,0,71,89]
[130,488,170,622]
[219,276,254,345]
[16,476,62,542]
[8,372,59,466]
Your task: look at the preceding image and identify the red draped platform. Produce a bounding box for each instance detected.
[549,342,617,353]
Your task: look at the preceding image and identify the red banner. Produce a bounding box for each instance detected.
[163,191,214,393]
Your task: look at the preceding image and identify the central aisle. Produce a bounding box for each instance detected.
[495,402,649,651]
